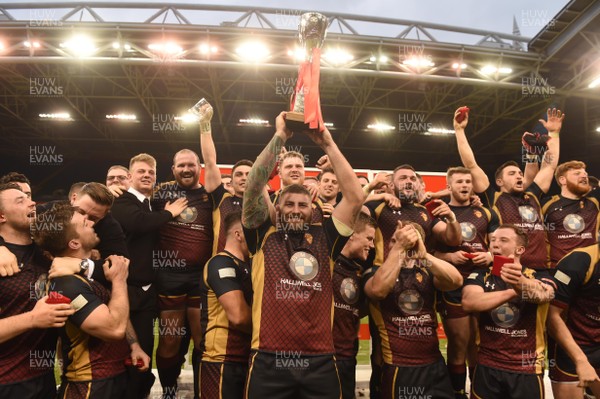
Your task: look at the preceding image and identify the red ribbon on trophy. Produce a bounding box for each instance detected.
[291,48,324,132]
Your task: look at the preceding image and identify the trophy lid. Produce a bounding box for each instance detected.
[298,12,328,49]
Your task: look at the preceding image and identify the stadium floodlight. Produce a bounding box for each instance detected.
[324,49,354,66]
[452,63,468,69]
[106,114,137,121]
[39,113,72,121]
[60,35,96,57]
[589,76,600,89]
[24,41,41,48]
[368,123,395,132]
[239,118,269,126]
[596,127,600,133]
[199,43,218,55]
[236,41,270,63]
[481,65,512,74]
[149,42,182,54]
[175,113,199,124]
[427,128,455,135]
[288,47,306,62]
[402,56,435,68]
[112,42,132,51]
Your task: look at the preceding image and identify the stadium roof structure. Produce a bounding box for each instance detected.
[0,2,599,194]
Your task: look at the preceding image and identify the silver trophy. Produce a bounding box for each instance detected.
[287,12,328,129]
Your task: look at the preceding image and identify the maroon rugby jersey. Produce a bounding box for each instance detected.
[366,199,436,267]
[209,184,242,254]
[0,243,56,384]
[244,218,348,354]
[465,267,554,374]
[542,192,600,268]
[436,205,498,278]
[332,255,364,359]
[481,184,548,269]
[366,262,442,366]
[152,181,213,272]
[51,275,130,381]
[552,245,600,347]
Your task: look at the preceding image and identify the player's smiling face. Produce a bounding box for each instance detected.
[497,166,524,194]
[448,173,473,203]
[279,156,305,187]
[172,152,200,189]
[318,172,339,201]
[393,168,418,202]
[348,225,375,261]
[277,192,312,231]
[231,165,251,197]
[130,161,156,196]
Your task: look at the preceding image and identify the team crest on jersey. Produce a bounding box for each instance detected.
[415,271,423,284]
[563,214,585,234]
[491,303,520,328]
[340,278,359,304]
[177,206,198,223]
[460,222,477,242]
[289,251,319,281]
[397,289,424,315]
[518,205,538,223]
[420,212,428,222]
[473,210,482,219]
[305,233,313,245]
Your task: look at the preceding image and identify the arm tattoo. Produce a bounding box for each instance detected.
[243,134,284,229]
[126,322,138,345]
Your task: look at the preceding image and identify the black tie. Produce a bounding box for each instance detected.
[142,198,151,212]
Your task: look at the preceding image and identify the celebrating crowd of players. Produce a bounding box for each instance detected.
[0,104,598,399]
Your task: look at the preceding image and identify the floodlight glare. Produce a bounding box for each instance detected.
[61,35,96,57]
[39,113,72,121]
[149,42,182,54]
[324,49,354,66]
[402,56,434,68]
[368,123,395,132]
[106,114,137,121]
[236,41,270,62]
[588,76,600,89]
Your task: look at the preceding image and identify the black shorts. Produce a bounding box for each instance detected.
[381,359,453,399]
[57,372,127,399]
[245,351,340,399]
[471,364,543,399]
[437,287,469,319]
[200,361,248,399]
[156,269,202,310]
[0,372,55,399]
[336,357,356,399]
[550,342,600,383]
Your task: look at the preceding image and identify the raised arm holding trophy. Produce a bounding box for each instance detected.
[287,12,328,132]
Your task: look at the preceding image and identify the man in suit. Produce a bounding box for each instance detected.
[111,153,187,398]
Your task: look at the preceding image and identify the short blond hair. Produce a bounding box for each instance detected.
[129,153,156,170]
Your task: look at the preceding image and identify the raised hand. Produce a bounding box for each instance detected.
[540,108,565,134]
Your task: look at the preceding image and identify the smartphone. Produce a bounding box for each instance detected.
[456,106,470,123]
[462,252,477,260]
[46,292,71,305]
[424,200,441,218]
[491,255,512,277]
